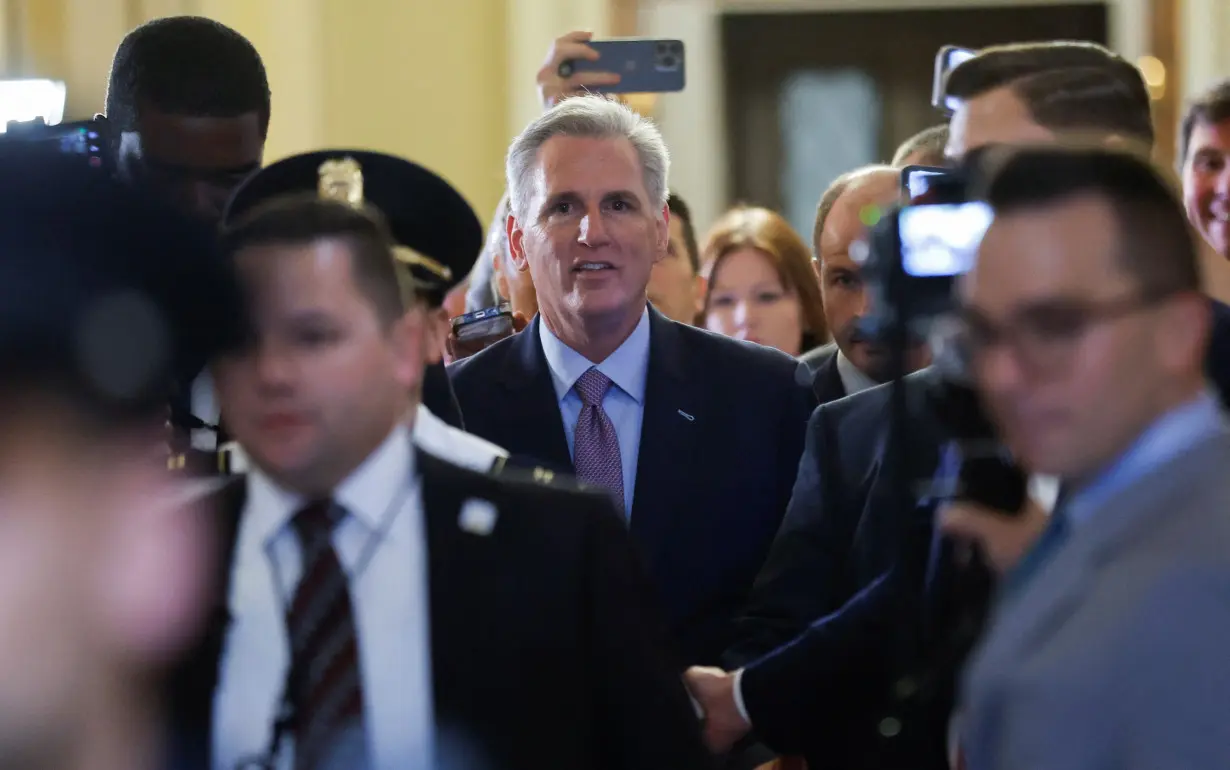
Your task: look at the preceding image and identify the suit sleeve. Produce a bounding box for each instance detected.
[1113,571,1230,770]
[725,401,856,666]
[736,565,914,755]
[580,495,716,770]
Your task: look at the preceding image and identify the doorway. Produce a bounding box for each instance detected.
[723,3,1108,237]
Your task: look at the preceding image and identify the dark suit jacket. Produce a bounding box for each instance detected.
[725,298,1230,768]
[423,360,465,429]
[726,369,949,768]
[166,450,712,770]
[448,307,816,664]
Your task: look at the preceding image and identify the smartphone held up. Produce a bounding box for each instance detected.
[559,38,687,94]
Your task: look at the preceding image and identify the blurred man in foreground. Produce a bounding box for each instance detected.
[955,144,1230,770]
[0,148,245,770]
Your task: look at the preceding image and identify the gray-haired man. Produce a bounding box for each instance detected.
[450,95,815,665]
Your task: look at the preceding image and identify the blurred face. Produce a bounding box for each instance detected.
[118,107,264,227]
[648,214,704,324]
[705,248,804,356]
[213,239,423,495]
[946,86,1054,160]
[0,412,206,764]
[509,135,668,334]
[818,171,927,379]
[962,195,1200,480]
[1182,118,1230,258]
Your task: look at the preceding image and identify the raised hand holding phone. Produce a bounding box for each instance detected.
[537,31,623,109]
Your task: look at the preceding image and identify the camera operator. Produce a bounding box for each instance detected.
[96,17,272,466]
[688,42,1174,770]
[105,17,268,229]
[953,144,1230,770]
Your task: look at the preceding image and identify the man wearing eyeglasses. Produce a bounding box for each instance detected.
[950,144,1230,770]
[687,42,1211,769]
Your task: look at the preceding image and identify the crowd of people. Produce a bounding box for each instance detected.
[3,15,1230,770]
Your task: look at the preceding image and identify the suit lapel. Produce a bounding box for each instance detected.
[812,351,846,405]
[419,451,495,711]
[497,315,573,471]
[629,309,703,563]
[988,430,1230,666]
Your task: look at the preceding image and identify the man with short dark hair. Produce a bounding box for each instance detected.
[893,124,949,168]
[105,16,273,462]
[105,15,270,227]
[0,146,243,770]
[954,143,1230,770]
[943,43,1154,160]
[171,159,711,770]
[1179,78,1230,259]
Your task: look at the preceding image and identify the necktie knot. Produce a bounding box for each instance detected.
[575,367,613,407]
[291,498,339,547]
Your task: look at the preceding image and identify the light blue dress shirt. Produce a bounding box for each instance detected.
[538,309,651,516]
[1063,388,1225,529]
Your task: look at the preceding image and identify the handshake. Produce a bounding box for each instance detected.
[682,666,752,755]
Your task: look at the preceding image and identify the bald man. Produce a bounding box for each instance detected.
[802,165,930,404]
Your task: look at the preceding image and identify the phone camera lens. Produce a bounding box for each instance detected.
[669,42,683,55]
[659,55,678,70]
[558,61,574,77]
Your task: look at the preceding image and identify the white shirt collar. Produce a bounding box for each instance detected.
[538,307,651,404]
[835,348,879,395]
[412,403,508,471]
[246,423,413,547]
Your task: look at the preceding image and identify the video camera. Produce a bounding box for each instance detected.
[858,165,1028,514]
[2,117,113,174]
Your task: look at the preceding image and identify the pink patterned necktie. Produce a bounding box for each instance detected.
[572,367,624,504]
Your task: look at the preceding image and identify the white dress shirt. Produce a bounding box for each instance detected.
[835,349,878,396]
[212,424,434,770]
[538,308,651,516]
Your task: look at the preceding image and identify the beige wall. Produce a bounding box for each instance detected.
[2,0,620,223]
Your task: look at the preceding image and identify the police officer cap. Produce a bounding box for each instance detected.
[223,150,483,306]
[0,143,247,419]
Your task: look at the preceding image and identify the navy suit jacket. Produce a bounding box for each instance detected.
[448,307,816,665]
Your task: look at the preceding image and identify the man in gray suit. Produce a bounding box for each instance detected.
[947,144,1230,768]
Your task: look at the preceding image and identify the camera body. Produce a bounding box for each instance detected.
[2,117,113,175]
[860,167,1027,514]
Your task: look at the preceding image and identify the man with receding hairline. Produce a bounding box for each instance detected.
[802,165,930,404]
[893,125,950,168]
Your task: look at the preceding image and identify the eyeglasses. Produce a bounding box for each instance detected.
[957,291,1170,376]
